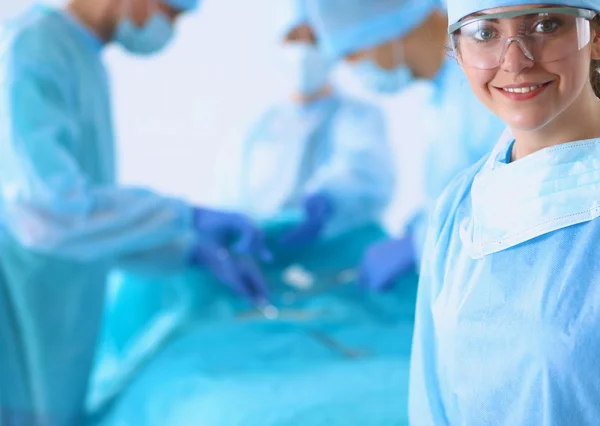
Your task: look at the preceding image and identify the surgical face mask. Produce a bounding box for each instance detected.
[279,43,333,96]
[114,5,174,56]
[351,59,413,94]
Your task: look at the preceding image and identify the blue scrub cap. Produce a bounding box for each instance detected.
[162,0,200,12]
[273,0,310,39]
[306,0,442,59]
[447,0,600,28]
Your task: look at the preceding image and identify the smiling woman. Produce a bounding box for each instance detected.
[408,1,600,425]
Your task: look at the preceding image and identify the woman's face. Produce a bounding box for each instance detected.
[459,5,600,132]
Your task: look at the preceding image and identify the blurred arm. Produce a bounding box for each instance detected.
[0,60,194,264]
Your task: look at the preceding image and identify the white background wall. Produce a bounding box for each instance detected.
[0,0,431,233]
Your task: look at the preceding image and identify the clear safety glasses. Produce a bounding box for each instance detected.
[449,7,598,70]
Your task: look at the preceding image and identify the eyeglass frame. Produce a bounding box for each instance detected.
[448,6,598,35]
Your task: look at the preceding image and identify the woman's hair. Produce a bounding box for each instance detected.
[591,16,600,98]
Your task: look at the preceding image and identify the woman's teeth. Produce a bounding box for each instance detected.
[502,84,544,94]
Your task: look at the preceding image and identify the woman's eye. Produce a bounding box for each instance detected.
[534,20,559,33]
[475,27,496,41]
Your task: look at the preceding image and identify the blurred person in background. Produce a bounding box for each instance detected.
[307,0,506,290]
[217,0,396,276]
[0,0,272,424]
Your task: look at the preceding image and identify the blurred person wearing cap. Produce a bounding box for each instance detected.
[0,0,276,424]
[306,0,506,291]
[217,0,395,271]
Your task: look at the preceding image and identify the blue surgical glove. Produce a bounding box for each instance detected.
[193,207,272,261]
[190,240,270,303]
[358,235,416,291]
[191,208,273,302]
[279,193,335,246]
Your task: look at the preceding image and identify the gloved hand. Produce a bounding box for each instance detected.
[279,193,335,246]
[358,235,416,291]
[190,241,270,303]
[193,207,272,261]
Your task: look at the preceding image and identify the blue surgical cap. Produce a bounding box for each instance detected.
[162,0,200,12]
[273,0,310,40]
[306,0,442,59]
[447,0,600,28]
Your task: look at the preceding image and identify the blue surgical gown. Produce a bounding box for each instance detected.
[221,94,395,238]
[407,59,505,262]
[0,6,195,424]
[409,135,600,425]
